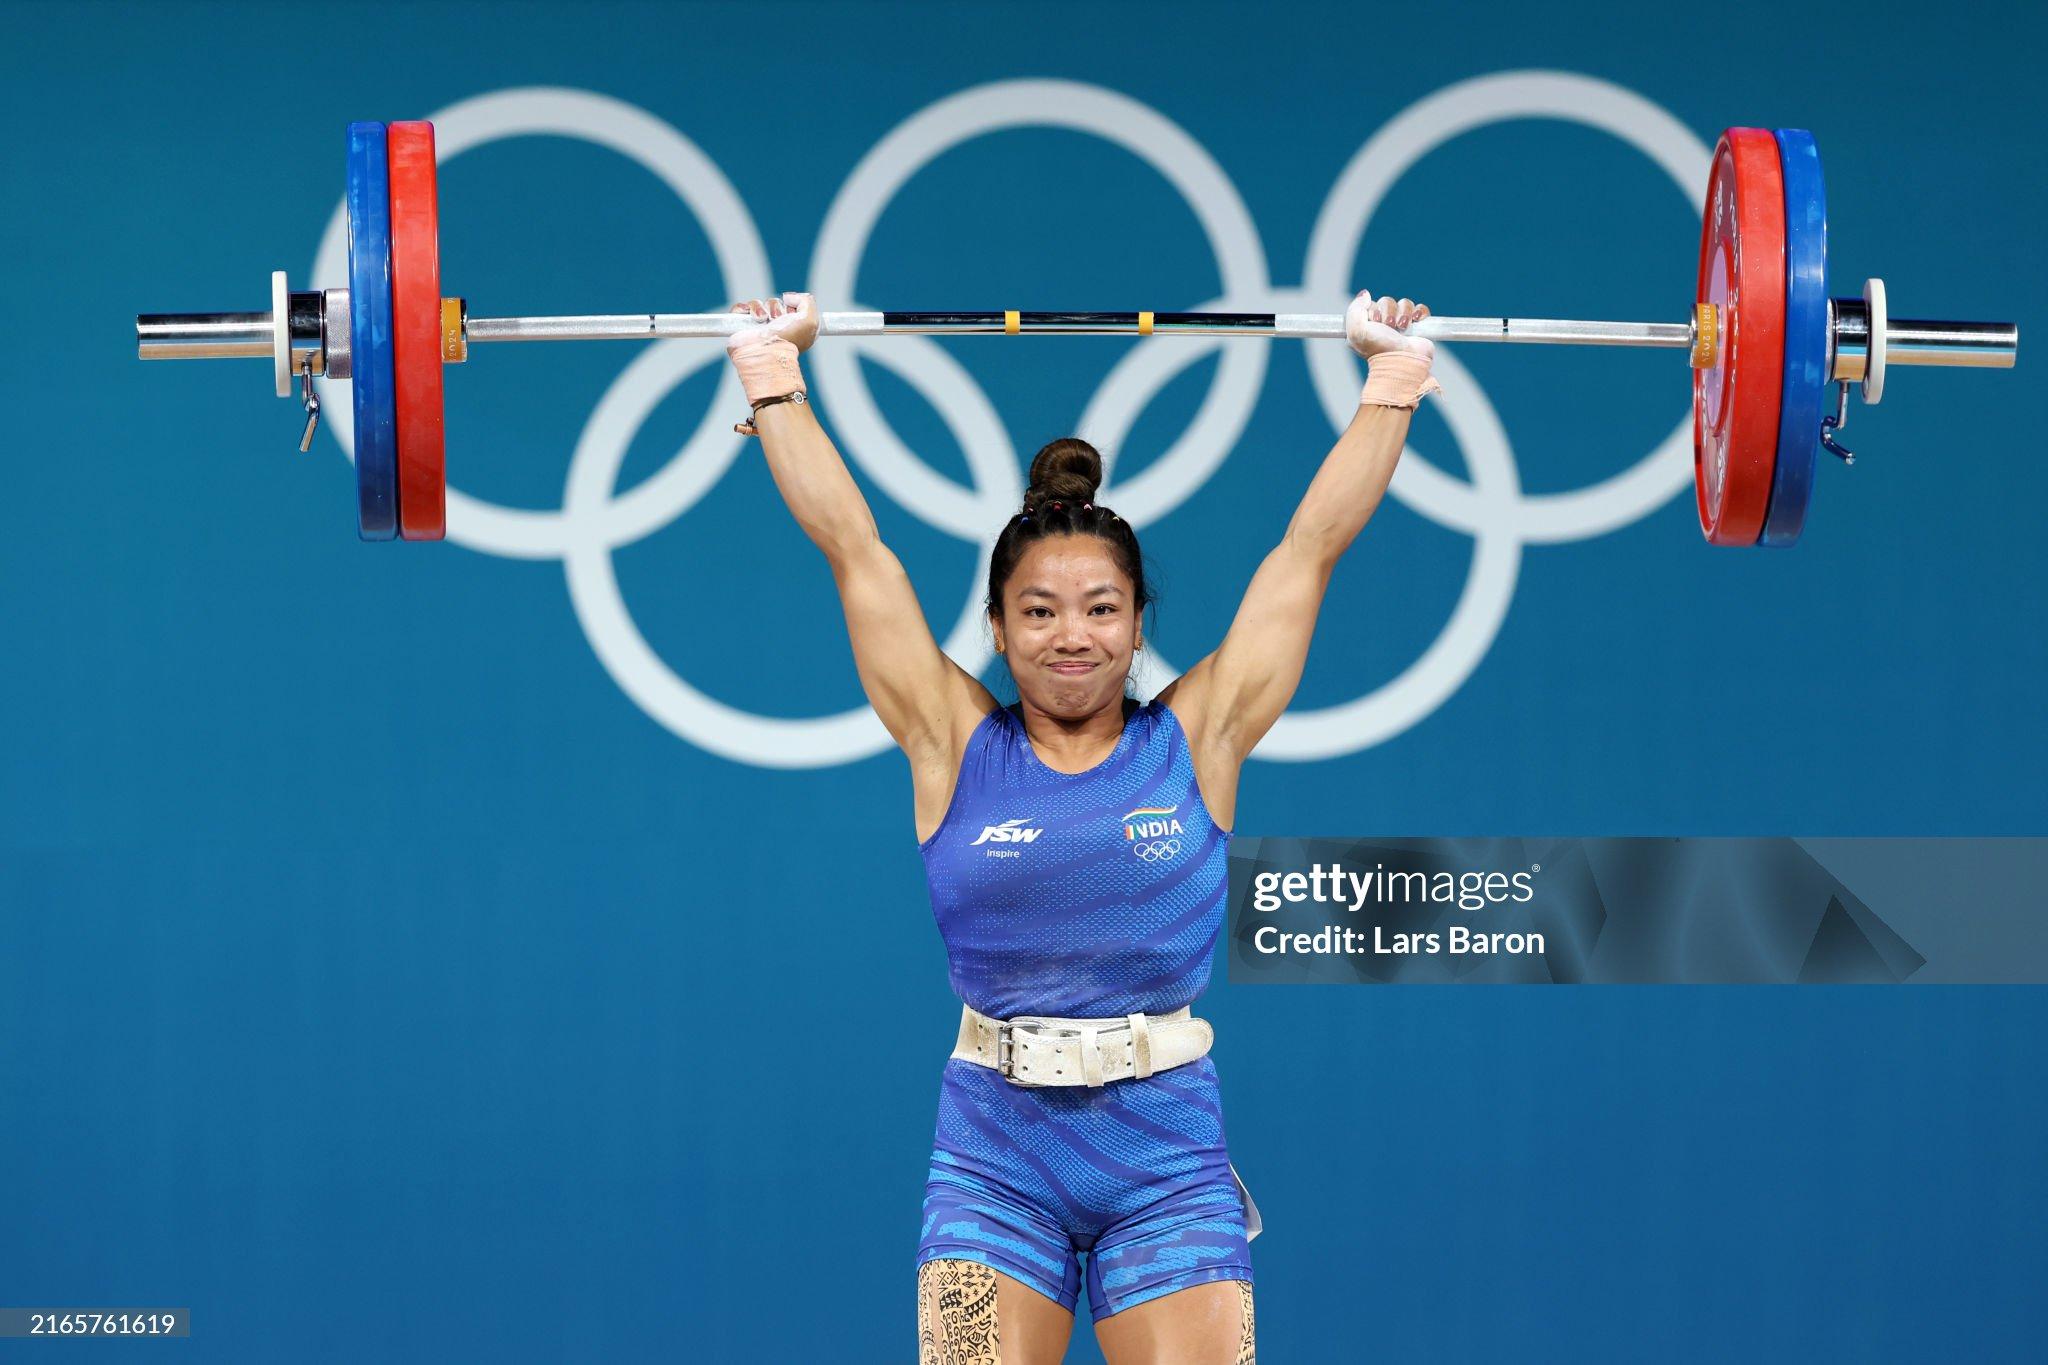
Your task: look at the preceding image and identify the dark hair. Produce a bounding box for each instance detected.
[986,437,1153,626]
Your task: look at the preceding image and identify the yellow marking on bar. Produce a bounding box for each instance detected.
[441,298,468,364]
[1004,310,1020,335]
[1138,311,1154,335]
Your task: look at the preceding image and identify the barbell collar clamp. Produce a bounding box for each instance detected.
[1820,382,1855,465]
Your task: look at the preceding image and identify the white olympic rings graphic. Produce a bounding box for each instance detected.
[311,73,1712,769]
[1132,839,1183,862]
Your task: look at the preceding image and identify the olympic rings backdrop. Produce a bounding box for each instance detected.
[4,2,2045,1360]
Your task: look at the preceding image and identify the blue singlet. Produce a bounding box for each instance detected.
[914,697,1254,1321]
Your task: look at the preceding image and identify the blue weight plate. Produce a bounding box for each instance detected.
[1762,128,1828,546]
[346,122,398,540]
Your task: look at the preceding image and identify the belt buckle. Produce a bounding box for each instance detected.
[997,1017,1061,1086]
[1000,1017,1084,1087]
[994,1019,1055,1082]
[994,1021,1016,1079]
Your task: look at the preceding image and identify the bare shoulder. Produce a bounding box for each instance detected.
[1153,656,1244,832]
[908,677,1003,845]
[1158,651,1240,754]
[946,678,1004,755]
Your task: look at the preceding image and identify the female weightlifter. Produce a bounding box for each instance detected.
[725,289,1438,1365]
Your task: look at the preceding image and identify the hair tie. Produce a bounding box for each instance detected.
[1083,502,1093,510]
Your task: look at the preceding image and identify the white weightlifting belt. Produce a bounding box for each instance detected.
[951,1002,1213,1088]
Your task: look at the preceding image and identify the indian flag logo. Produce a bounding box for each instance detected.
[1121,804,1183,840]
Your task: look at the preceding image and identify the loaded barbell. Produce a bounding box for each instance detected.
[135,120,2018,546]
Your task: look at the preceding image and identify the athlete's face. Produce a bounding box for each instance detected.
[992,536,1140,716]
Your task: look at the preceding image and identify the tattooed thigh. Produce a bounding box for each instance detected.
[918,1259,999,1365]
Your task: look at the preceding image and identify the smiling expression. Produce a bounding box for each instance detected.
[991,536,1141,715]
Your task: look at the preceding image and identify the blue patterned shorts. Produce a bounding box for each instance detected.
[915,1055,1254,1322]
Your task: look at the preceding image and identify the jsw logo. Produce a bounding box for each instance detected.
[971,819,1044,846]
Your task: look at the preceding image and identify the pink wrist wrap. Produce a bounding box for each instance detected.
[729,335,807,405]
[1359,351,1442,408]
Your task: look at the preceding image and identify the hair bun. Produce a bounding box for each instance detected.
[1021,437,1102,516]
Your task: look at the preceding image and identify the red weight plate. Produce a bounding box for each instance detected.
[1693,128,1786,546]
[388,120,446,541]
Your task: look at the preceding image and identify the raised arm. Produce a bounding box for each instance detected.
[729,294,995,761]
[1161,292,1440,762]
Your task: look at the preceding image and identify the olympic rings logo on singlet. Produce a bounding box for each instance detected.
[1132,839,1182,862]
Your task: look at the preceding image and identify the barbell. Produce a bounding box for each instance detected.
[134,120,2018,547]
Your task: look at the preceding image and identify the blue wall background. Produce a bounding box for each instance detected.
[4,0,2044,1358]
